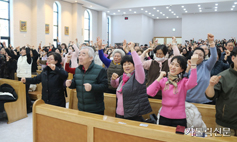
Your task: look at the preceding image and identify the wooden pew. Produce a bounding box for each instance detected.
[69,91,216,129]
[33,99,237,142]
[0,78,27,124]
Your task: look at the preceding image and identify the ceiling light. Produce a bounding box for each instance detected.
[152,14,154,16]
[90,5,92,7]
[166,7,169,9]
[185,11,187,13]
[231,8,233,10]
[183,8,186,10]
[166,17,169,19]
[157,10,159,12]
[199,7,202,9]
[75,0,77,2]
[129,9,132,11]
[157,17,159,19]
[174,13,176,15]
[233,5,235,7]
[141,8,143,10]
[160,12,162,14]
[171,11,174,13]
[113,13,116,15]
[153,7,156,9]
[107,11,110,13]
[134,11,136,13]
[177,16,179,18]
[199,10,202,12]
[163,14,165,16]
[198,5,201,7]
[169,9,171,11]
[215,7,218,9]
[149,13,151,14]
[215,9,217,11]
[118,10,120,12]
[123,12,126,14]
[215,4,218,6]
[145,11,148,13]
[235,2,237,4]
[182,6,184,8]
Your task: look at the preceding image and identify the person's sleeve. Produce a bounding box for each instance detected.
[39,59,47,65]
[142,59,152,70]
[222,62,230,70]
[73,44,80,56]
[26,48,32,64]
[127,52,131,55]
[111,77,119,88]
[91,68,108,92]
[54,66,68,80]
[25,74,42,84]
[33,50,38,60]
[132,51,145,84]
[220,52,225,62]
[185,68,198,90]
[168,44,180,65]
[65,63,75,74]
[98,49,111,68]
[205,47,218,70]
[206,80,222,100]
[69,78,76,89]
[147,79,163,97]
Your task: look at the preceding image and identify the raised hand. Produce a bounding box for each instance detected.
[112,73,119,80]
[127,42,135,52]
[66,80,72,87]
[172,36,177,44]
[84,83,92,92]
[97,37,102,50]
[149,41,154,48]
[154,39,158,46]
[67,55,72,63]
[123,40,129,53]
[145,48,153,53]
[225,50,231,57]
[207,33,214,43]
[209,76,221,86]
[157,71,166,80]
[21,77,26,83]
[191,54,198,65]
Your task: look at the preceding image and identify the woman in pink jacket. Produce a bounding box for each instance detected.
[147,54,198,127]
[63,44,80,69]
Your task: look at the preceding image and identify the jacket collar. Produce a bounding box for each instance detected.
[78,61,94,73]
[229,64,237,76]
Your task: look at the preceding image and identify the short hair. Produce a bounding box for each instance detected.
[55,48,61,53]
[20,46,26,51]
[112,49,125,58]
[170,56,187,74]
[144,44,148,47]
[81,46,95,60]
[193,47,205,59]
[154,45,168,55]
[121,55,134,66]
[217,48,221,59]
[61,43,67,49]
[136,49,143,53]
[227,41,233,45]
[48,52,62,66]
[231,46,237,57]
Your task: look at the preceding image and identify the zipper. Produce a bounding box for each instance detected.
[82,73,85,111]
[222,104,225,117]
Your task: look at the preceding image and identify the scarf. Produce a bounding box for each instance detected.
[117,71,134,93]
[164,72,182,94]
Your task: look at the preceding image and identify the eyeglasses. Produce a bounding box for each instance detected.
[194,53,204,57]
[47,57,54,61]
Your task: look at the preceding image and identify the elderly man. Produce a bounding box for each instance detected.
[220,41,234,65]
[66,46,108,115]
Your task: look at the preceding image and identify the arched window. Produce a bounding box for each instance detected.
[53,2,58,47]
[84,10,90,43]
[107,17,109,45]
[0,0,10,46]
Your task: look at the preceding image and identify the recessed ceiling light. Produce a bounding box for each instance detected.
[157,10,159,12]
[118,10,120,12]
[129,9,132,11]
[215,4,218,6]
[149,13,151,14]
[199,8,202,9]
[166,17,169,19]
[160,12,162,14]
[199,10,202,12]
[177,16,179,18]
[134,11,136,13]
[182,6,184,8]
[90,5,92,7]
[163,14,165,16]
[215,7,218,9]
[183,8,186,10]
[107,11,110,13]
[231,8,233,10]
[75,0,77,2]
[171,11,174,13]
[185,11,187,13]
[233,5,235,7]
[166,7,169,9]
[153,7,156,9]
[174,13,176,15]
[169,9,171,11]
[198,5,201,7]
[113,13,116,15]
[235,2,237,4]
[215,9,217,11]
[145,11,148,13]
[141,8,143,10]
[157,17,159,19]
[152,14,154,16]
[123,12,126,14]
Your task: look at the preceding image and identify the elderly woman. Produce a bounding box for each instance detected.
[140,37,180,99]
[111,42,152,121]
[97,38,130,94]
[21,52,68,107]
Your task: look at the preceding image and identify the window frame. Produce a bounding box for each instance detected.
[84,10,90,43]
[53,2,59,47]
[0,0,10,46]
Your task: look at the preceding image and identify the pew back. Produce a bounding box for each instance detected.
[69,91,216,129]
[33,99,236,142]
[0,78,27,123]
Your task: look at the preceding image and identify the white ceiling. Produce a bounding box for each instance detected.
[62,0,237,19]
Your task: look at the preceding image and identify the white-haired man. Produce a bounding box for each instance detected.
[66,46,108,115]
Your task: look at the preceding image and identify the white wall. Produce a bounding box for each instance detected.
[154,19,182,38]
[182,12,237,44]
[141,15,154,45]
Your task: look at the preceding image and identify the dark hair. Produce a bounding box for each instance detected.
[193,47,205,59]
[154,45,168,55]
[168,51,173,58]
[61,43,67,49]
[43,48,49,53]
[227,41,233,45]
[48,52,62,66]
[217,48,221,59]
[231,46,237,57]
[136,49,143,53]
[121,55,134,66]
[140,45,143,46]
[144,44,148,47]
[55,48,61,53]
[20,46,26,51]
[170,56,187,74]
